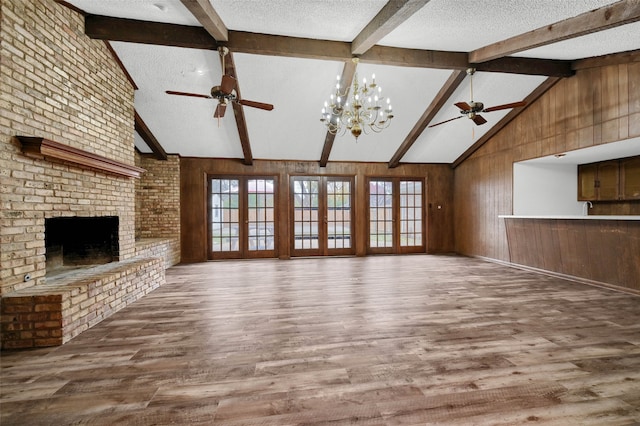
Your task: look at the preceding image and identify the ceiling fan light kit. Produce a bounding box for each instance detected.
[320,58,394,140]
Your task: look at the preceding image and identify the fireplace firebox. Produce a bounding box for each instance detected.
[45,216,119,275]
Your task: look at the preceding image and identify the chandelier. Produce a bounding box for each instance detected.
[320,58,393,139]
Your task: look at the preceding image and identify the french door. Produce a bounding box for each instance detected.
[290,176,354,256]
[368,178,425,254]
[209,176,277,259]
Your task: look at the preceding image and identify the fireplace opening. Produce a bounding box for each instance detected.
[45,216,119,276]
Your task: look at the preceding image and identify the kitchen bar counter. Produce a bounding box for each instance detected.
[500,215,640,220]
[501,216,640,292]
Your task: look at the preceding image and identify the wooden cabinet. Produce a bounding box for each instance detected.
[621,157,640,200]
[578,163,598,200]
[597,161,620,200]
[578,156,639,201]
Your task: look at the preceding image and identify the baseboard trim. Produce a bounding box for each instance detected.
[471,255,640,297]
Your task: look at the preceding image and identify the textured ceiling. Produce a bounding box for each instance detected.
[66,0,638,164]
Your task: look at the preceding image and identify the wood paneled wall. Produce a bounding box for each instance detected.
[454,61,640,262]
[504,218,640,292]
[181,159,454,262]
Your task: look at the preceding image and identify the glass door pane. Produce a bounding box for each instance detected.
[291,176,355,257]
[247,178,275,252]
[400,180,422,247]
[327,179,352,250]
[369,180,394,249]
[211,178,240,253]
[368,178,425,254]
[293,178,320,250]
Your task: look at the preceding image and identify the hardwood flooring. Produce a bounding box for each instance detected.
[2,255,640,425]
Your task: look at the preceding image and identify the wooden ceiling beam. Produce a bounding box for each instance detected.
[470,0,640,63]
[451,76,562,168]
[103,41,138,89]
[319,60,358,167]
[572,48,640,70]
[475,57,573,77]
[134,111,168,161]
[222,51,253,166]
[85,15,217,49]
[388,70,466,168]
[351,0,431,55]
[180,0,228,42]
[84,15,570,77]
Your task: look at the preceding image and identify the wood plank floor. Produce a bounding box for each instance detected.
[2,255,640,425]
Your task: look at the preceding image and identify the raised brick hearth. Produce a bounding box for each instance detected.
[1,257,164,349]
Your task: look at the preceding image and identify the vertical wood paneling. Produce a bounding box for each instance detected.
[455,61,639,277]
[180,159,207,263]
[602,65,619,123]
[629,62,640,115]
[629,63,640,138]
[565,74,580,133]
[504,218,640,291]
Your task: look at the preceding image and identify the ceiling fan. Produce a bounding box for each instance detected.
[428,68,526,128]
[165,47,274,118]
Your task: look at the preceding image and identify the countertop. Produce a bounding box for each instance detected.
[499,215,640,220]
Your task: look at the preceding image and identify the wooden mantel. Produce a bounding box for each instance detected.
[17,136,145,178]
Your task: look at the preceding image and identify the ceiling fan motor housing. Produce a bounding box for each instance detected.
[211,86,235,102]
[469,101,484,112]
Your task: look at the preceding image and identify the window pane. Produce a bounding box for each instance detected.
[211,178,240,252]
[293,178,320,250]
[327,179,352,249]
[399,179,423,248]
[369,180,393,248]
[247,179,275,251]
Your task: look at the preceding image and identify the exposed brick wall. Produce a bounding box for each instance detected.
[0,0,136,295]
[135,154,181,241]
[135,238,181,269]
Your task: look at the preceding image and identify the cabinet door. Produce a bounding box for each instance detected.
[621,157,640,200]
[597,161,620,200]
[578,164,597,201]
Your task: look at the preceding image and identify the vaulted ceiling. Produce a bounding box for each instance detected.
[62,0,640,166]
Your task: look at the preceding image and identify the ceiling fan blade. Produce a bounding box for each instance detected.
[428,115,463,128]
[165,90,211,99]
[454,101,472,111]
[214,103,227,118]
[238,99,274,111]
[220,75,237,94]
[482,101,527,113]
[472,114,487,126]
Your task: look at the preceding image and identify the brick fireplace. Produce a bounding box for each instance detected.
[1,0,179,349]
